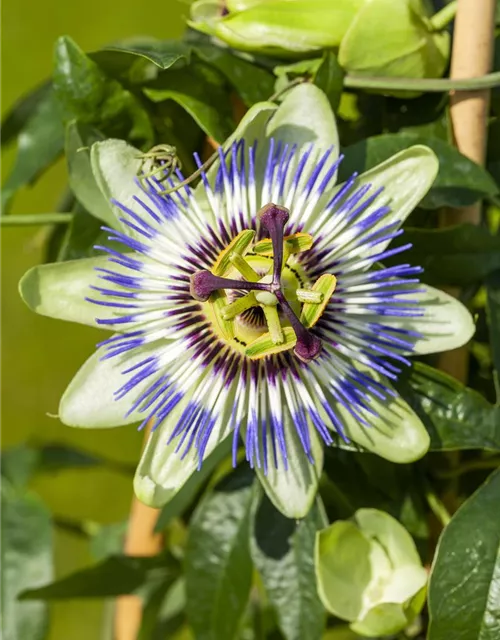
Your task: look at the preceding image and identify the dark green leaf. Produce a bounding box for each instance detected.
[390,224,500,286]
[53,36,153,145]
[487,270,500,393]
[155,436,232,531]
[1,90,64,210]
[56,204,109,262]
[20,553,178,600]
[1,81,52,147]
[144,64,235,143]
[65,121,115,226]
[322,450,428,541]
[338,133,499,209]
[185,466,255,640]
[2,491,53,640]
[313,52,344,113]
[384,92,450,139]
[54,36,109,120]
[89,522,127,561]
[138,578,186,640]
[98,39,191,70]
[1,447,39,489]
[36,443,106,473]
[194,45,275,106]
[398,363,500,451]
[428,468,500,640]
[250,495,326,640]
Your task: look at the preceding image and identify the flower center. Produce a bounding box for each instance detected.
[190,204,337,363]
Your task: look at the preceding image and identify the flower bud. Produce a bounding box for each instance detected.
[189,0,366,57]
[190,0,450,89]
[339,0,449,85]
[315,509,427,637]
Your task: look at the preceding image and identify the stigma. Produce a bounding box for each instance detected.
[190,204,336,363]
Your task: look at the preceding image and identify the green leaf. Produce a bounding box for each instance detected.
[338,134,498,209]
[487,270,500,390]
[428,468,500,640]
[254,415,324,519]
[250,495,326,640]
[155,437,232,531]
[395,224,500,286]
[55,205,109,262]
[144,64,235,143]
[138,578,186,640]
[54,36,109,120]
[194,45,275,106]
[54,36,153,145]
[95,39,191,71]
[398,362,500,451]
[2,90,64,210]
[1,447,39,489]
[20,553,178,600]
[89,522,128,561]
[185,466,254,640]
[2,491,53,640]
[313,51,345,112]
[1,81,52,147]
[19,255,115,327]
[134,395,233,508]
[65,121,115,226]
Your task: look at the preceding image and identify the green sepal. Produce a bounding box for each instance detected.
[300,274,337,328]
[253,412,324,519]
[19,256,120,328]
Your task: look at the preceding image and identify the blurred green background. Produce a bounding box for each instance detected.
[2,1,185,637]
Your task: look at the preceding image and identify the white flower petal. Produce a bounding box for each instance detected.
[59,342,159,428]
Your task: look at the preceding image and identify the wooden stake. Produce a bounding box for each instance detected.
[114,423,163,640]
[438,0,495,381]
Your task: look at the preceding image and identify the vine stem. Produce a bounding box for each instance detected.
[343,70,500,92]
[438,0,496,382]
[429,0,458,31]
[423,477,452,528]
[437,0,496,515]
[114,421,163,640]
[435,457,500,479]
[1,213,73,226]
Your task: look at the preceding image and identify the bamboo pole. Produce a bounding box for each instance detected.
[438,0,496,381]
[114,423,163,640]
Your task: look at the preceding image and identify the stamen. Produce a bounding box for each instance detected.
[229,253,260,282]
[190,202,329,363]
[221,293,258,320]
[296,289,324,304]
[262,305,284,345]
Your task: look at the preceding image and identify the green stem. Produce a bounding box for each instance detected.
[435,456,500,479]
[429,0,458,31]
[344,70,500,92]
[1,213,73,227]
[423,477,452,527]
